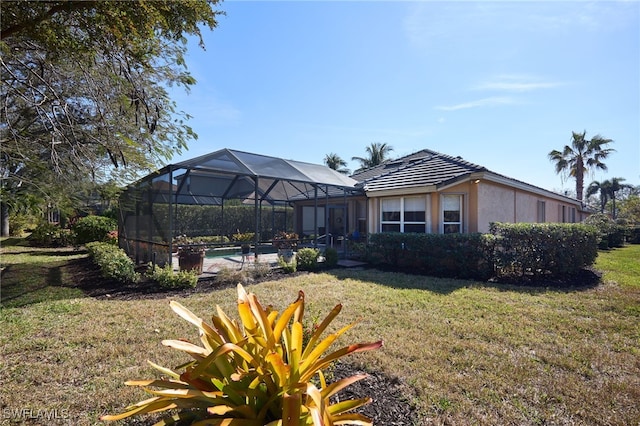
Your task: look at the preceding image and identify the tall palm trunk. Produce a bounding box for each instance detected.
[1,201,9,236]
[575,164,584,202]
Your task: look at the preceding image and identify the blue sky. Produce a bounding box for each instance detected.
[169,0,639,194]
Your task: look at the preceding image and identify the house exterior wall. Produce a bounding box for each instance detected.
[476,180,581,233]
[367,197,379,234]
[364,179,583,235]
[477,183,516,232]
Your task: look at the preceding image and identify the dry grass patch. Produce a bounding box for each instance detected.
[1,240,639,425]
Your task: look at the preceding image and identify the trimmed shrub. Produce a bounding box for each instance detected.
[367,232,495,280]
[278,255,297,273]
[627,226,640,244]
[28,222,74,247]
[324,247,339,267]
[584,213,626,248]
[86,241,139,283]
[296,247,320,271]
[72,215,117,244]
[147,263,198,289]
[490,222,599,279]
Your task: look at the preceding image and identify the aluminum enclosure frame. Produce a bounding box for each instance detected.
[118,148,362,265]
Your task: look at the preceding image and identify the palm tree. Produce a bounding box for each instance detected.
[586,180,612,213]
[609,177,633,219]
[351,142,394,171]
[323,153,350,175]
[586,177,632,218]
[548,131,615,202]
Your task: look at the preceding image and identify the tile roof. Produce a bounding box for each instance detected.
[351,149,487,191]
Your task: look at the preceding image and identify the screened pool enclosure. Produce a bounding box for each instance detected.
[119,148,362,266]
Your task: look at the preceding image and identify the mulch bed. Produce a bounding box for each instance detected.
[63,256,421,425]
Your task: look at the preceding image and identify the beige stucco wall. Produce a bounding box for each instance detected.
[515,192,539,223]
[361,178,582,235]
[477,182,516,232]
[476,181,580,232]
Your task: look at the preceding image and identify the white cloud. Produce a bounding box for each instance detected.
[474,75,565,92]
[435,97,516,111]
[403,2,637,48]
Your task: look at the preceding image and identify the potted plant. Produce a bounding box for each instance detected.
[272,231,298,262]
[175,235,205,274]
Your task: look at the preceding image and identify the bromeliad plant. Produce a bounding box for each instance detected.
[102,284,383,425]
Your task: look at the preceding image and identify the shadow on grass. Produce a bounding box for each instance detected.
[1,249,87,308]
[1,264,85,308]
[0,237,28,247]
[28,249,87,257]
[325,264,602,295]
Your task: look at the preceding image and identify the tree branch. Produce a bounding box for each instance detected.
[1,1,96,40]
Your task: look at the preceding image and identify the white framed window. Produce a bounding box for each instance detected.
[381,198,401,232]
[441,194,463,234]
[380,196,427,233]
[403,196,427,233]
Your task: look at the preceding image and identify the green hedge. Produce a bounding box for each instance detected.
[366,223,599,282]
[627,226,640,244]
[490,223,599,279]
[367,232,495,280]
[28,222,74,247]
[584,213,626,249]
[86,242,139,283]
[72,215,117,244]
[170,205,294,238]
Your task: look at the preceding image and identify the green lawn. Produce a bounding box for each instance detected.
[1,238,639,425]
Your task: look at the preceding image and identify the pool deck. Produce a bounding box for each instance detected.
[172,252,280,277]
[172,252,367,277]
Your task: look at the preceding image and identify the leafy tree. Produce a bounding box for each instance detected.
[548,130,614,202]
[323,152,350,175]
[0,0,223,236]
[618,195,640,224]
[351,142,394,172]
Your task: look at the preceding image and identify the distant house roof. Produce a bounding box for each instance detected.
[351,148,581,206]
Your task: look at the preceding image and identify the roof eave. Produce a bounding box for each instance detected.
[363,185,438,197]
